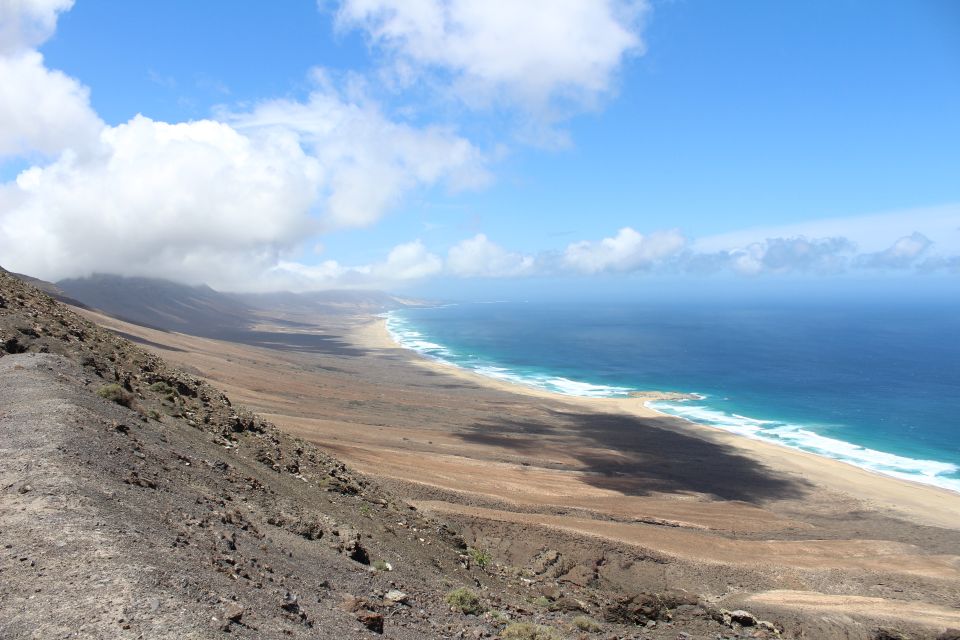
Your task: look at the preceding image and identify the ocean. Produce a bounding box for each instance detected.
[385,298,960,492]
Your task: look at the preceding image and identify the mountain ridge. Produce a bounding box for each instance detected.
[51,273,431,339]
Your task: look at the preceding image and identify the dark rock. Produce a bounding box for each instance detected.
[604,593,669,624]
[334,525,370,564]
[729,609,757,626]
[938,631,960,640]
[281,591,300,614]
[223,602,244,622]
[548,596,587,613]
[357,611,384,634]
[532,549,560,575]
[873,628,909,640]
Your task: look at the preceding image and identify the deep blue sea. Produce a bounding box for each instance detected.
[385,299,960,492]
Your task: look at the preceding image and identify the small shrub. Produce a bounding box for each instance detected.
[468,546,491,568]
[572,615,602,633]
[147,409,161,421]
[446,587,486,615]
[97,384,133,408]
[371,559,391,571]
[501,622,561,640]
[488,610,510,624]
[533,596,550,607]
[149,381,176,396]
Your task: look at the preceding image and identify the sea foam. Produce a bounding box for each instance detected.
[385,309,960,493]
[385,311,631,398]
[649,400,960,492]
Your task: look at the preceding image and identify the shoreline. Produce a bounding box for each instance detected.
[359,314,960,530]
[70,301,960,631]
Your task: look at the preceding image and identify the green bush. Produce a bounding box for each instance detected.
[501,622,561,640]
[149,381,176,396]
[572,615,601,632]
[468,546,491,568]
[445,587,486,615]
[97,384,133,408]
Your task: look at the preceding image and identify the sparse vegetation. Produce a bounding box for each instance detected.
[533,596,550,607]
[97,383,133,407]
[371,559,391,571]
[445,587,486,615]
[500,622,562,640]
[571,615,602,632]
[468,546,491,568]
[149,381,177,397]
[488,610,510,624]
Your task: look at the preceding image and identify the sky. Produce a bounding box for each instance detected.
[0,0,958,295]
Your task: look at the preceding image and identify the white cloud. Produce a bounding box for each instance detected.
[722,236,854,276]
[336,0,646,115]
[0,115,324,287]
[563,227,685,274]
[265,260,350,291]
[447,233,534,277]
[0,1,486,290]
[0,0,74,54]
[258,239,441,291]
[695,204,960,255]
[372,239,443,280]
[857,232,932,270]
[918,255,960,274]
[227,81,489,229]
[0,0,103,159]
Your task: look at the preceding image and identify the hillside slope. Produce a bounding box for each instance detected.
[0,269,749,639]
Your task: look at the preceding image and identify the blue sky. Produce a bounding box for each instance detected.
[1,0,958,293]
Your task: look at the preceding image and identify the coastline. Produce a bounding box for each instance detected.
[72,302,960,632]
[360,314,960,530]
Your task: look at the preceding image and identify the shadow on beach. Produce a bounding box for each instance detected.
[211,329,370,357]
[458,410,809,503]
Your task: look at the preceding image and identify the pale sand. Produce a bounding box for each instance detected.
[357,316,960,531]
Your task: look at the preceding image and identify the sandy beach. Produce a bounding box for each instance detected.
[360,317,960,531]
[74,305,960,635]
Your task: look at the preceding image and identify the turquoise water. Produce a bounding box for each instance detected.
[385,299,960,492]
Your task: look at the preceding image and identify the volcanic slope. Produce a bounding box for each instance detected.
[0,268,748,639]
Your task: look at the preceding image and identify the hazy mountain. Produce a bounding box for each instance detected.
[57,274,254,336]
[234,289,430,315]
[51,274,429,340]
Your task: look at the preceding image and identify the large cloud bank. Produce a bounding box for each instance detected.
[0,1,956,291]
[0,0,488,290]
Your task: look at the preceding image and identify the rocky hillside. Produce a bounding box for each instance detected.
[0,267,778,639]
